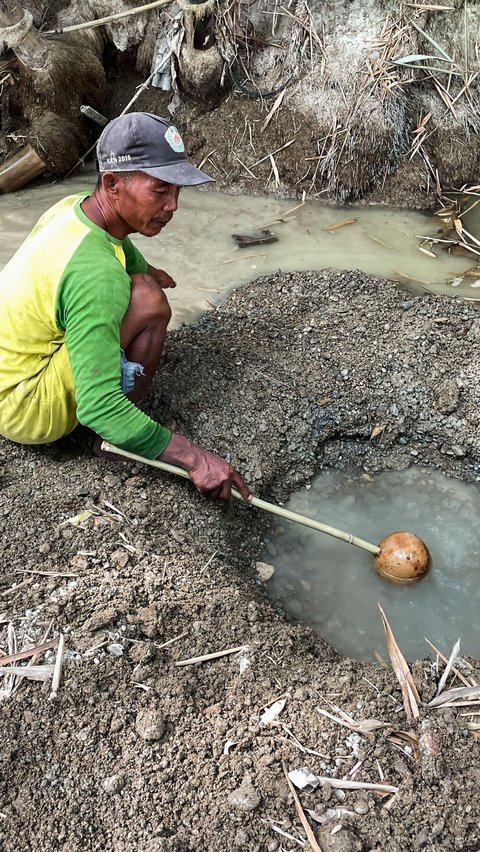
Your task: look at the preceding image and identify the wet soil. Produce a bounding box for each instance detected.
[0,270,479,851]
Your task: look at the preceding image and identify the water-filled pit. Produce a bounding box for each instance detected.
[2,175,479,665]
[263,465,480,662]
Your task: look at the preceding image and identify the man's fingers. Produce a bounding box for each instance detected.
[232,470,251,501]
[209,485,222,499]
[218,480,232,500]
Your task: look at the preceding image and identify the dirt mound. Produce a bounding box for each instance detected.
[0,270,478,851]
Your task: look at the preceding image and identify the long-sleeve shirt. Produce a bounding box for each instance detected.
[0,192,171,458]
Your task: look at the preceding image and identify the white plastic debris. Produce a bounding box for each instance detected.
[260,698,286,725]
[287,767,320,792]
[306,807,355,825]
[107,643,124,657]
[345,732,362,757]
[238,652,250,675]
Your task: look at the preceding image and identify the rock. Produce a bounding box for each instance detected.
[435,378,459,414]
[129,642,154,664]
[227,783,261,811]
[70,554,88,570]
[234,830,249,847]
[135,707,165,742]
[85,606,118,633]
[102,774,124,794]
[256,561,275,581]
[136,604,159,638]
[467,318,480,341]
[110,549,129,568]
[110,716,124,733]
[353,797,370,815]
[107,643,123,656]
[104,474,122,486]
[318,826,362,852]
[413,827,430,848]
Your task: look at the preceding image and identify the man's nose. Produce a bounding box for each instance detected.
[163,188,179,212]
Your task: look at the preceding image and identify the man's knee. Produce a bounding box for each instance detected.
[129,273,172,325]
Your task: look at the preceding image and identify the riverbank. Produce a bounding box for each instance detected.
[0,269,478,851]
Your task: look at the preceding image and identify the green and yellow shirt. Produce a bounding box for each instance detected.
[0,192,171,458]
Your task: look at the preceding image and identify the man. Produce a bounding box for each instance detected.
[0,112,250,501]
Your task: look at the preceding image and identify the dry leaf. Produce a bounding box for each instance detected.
[428,685,480,708]
[61,509,95,528]
[261,87,286,132]
[370,424,386,439]
[325,218,357,232]
[436,638,461,696]
[378,605,420,720]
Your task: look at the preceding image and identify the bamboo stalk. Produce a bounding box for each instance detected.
[45,0,173,35]
[101,442,381,555]
[283,763,322,852]
[175,645,248,667]
[0,144,46,193]
[49,633,65,700]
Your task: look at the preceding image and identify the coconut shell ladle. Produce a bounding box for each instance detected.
[101,442,432,585]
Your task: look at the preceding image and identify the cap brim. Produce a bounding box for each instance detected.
[139,160,215,186]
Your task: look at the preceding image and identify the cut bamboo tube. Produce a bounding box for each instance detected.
[101,442,381,555]
[0,145,46,193]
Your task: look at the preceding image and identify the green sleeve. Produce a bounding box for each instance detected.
[55,233,171,458]
[123,236,149,275]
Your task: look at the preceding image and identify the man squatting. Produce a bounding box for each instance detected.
[0,112,251,502]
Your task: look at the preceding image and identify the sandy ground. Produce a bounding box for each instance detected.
[0,270,479,851]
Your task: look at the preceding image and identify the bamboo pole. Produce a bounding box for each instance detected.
[45,0,173,35]
[101,442,381,555]
[0,144,46,193]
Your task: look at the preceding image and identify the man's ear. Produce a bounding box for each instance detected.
[100,171,121,196]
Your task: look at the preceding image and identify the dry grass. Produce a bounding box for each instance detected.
[215,1,479,200]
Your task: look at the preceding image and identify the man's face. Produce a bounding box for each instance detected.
[114,171,180,237]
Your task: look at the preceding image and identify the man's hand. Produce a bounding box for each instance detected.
[159,431,251,501]
[147,265,176,289]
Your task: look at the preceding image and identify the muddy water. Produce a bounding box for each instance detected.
[263,467,480,662]
[0,171,477,329]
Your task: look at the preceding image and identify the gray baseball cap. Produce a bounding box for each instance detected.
[96,112,214,186]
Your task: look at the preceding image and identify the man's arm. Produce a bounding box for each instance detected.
[123,239,176,290]
[158,430,251,501]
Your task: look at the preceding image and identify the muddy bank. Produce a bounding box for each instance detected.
[0,270,479,851]
[2,1,480,204]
